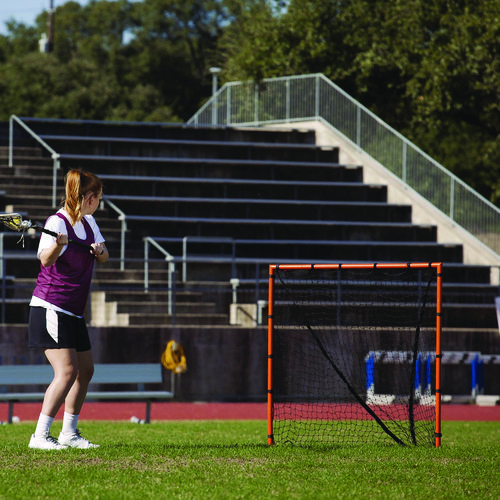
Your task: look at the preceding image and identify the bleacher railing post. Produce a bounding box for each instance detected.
[143,237,176,320]
[52,153,60,208]
[144,238,149,292]
[168,258,175,319]
[103,199,127,270]
[402,142,407,183]
[254,83,259,125]
[8,116,13,167]
[120,217,126,271]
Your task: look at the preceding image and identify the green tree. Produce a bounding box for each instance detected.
[0,0,231,122]
[218,0,283,82]
[0,21,39,61]
[403,1,500,202]
[218,0,500,203]
[128,0,231,117]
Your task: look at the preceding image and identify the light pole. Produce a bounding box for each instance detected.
[47,0,54,53]
[209,67,221,126]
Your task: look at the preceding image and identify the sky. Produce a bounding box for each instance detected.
[0,1,91,35]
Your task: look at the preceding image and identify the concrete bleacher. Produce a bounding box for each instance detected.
[2,118,500,400]
[11,117,317,143]
[1,120,499,336]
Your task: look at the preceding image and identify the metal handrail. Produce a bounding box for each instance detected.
[142,235,274,322]
[143,237,176,318]
[9,115,61,208]
[187,73,500,260]
[101,198,127,271]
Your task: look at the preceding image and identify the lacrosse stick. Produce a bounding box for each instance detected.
[0,212,94,251]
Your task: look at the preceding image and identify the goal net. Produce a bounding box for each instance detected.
[267,263,442,447]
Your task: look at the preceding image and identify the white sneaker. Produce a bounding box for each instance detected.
[58,429,100,449]
[29,432,68,450]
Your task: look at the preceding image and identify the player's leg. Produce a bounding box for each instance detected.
[59,350,99,449]
[42,348,79,416]
[29,348,77,450]
[64,349,94,416]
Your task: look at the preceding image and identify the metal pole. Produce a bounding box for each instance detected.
[450,178,455,220]
[120,216,126,271]
[254,83,259,124]
[209,67,221,126]
[47,0,54,53]
[8,116,13,167]
[315,74,320,118]
[182,236,187,282]
[402,141,407,182]
[52,154,60,208]
[144,239,149,292]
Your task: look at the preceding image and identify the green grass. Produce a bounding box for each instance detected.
[1,420,499,499]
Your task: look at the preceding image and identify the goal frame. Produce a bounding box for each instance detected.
[267,262,442,447]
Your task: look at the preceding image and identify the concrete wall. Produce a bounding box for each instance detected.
[0,325,268,401]
[2,325,500,398]
[90,325,268,401]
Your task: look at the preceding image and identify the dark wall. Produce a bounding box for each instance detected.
[1,325,499,399]
[0,324,268,402]
[90,325,268,401]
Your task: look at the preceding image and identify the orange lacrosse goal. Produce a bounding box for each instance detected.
[267,263,442,447]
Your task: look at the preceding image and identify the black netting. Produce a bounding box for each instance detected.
[271,265,438,446]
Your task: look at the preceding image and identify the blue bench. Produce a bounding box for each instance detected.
[0,363,174,424]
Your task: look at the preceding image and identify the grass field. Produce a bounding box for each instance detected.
[1,420,499,499]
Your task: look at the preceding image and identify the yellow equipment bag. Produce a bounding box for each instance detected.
[161,340,187,374]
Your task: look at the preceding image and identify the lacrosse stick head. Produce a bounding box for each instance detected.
[0,213,31,232]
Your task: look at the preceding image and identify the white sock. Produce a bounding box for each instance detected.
[35,413,54,436]
[62,411,79,435]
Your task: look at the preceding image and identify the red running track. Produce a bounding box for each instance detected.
[1,402,500,423]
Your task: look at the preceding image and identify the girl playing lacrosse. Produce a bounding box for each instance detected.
[28,169,108,450]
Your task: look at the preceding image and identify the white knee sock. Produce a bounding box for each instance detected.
[35,413,54,436]
[62,411,79,434]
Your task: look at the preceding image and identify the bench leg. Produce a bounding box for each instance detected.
[8,402,14,424]
[145,401,151,424]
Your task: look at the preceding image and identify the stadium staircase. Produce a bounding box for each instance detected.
[0,120,499,340]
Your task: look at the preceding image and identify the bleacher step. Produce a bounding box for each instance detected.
[126,313,228,326]
[116,301,216,314]
[0,129,497,339]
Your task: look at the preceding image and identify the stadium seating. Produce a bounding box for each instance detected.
[0,120,498,333]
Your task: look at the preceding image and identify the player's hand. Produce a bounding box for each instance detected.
[91,242,106,256]
[55,232,68,246]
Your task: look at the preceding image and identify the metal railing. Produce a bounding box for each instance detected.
[188,73,500,259]
[7,121,128,270]
[101,198,127,271]
[9,115,61,208]
[143,237,176,317]
[142,235,272,323]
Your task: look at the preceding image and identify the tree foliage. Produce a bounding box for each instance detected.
[0,0,498,202]
[0,0,229,122]
[220,0,500,203]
